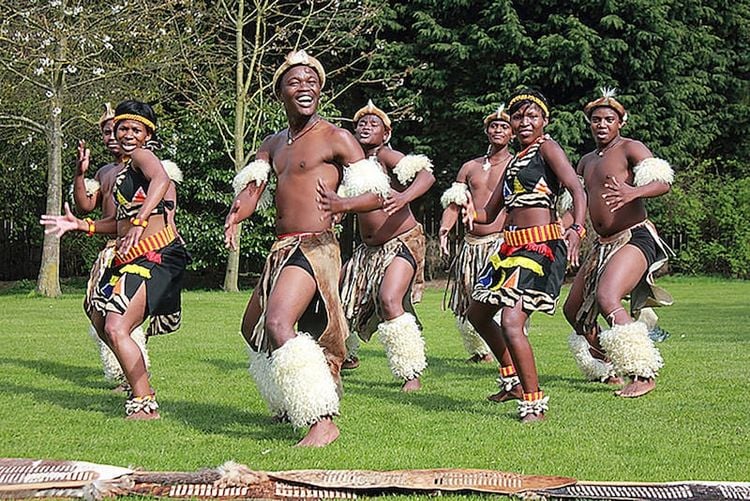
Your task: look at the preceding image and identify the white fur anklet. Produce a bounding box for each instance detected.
[270,334,339,428]
[377,313,427,381]
[497,374,521,392]
[599,322,663,379]
[457,318,491,357]
[568,332,616,382]
[518,395,549,418]
[248,347,284,418]
[125,394,159,416]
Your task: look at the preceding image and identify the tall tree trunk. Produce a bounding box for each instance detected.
[222,0,247,292]
[36,110,63,297]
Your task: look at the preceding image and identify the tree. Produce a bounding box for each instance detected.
[163,0,393,291]
[0,0,196,296]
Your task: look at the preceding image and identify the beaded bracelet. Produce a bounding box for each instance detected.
[130,217,149,228]
[84,217,95,237]
[569,223,586,239]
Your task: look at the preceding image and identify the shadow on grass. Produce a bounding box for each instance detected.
[200,357,247,373]
[0,357,108,390]
[0,381,123,416]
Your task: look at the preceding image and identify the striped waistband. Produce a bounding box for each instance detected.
[503,222,563,246]
[115,226,176,265]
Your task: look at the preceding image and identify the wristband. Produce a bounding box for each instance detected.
[84,218,95,237]
[569,223,586,239]
[473,210,478,219]
[130,217,149,228]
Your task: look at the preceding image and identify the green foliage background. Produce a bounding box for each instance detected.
[1,0,749,281]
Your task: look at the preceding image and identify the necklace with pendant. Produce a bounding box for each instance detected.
[287,117,321,145]
[483,152,511,171]
[596,136,622,157]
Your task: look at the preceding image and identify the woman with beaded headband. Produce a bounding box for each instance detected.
[42,100,189,419]
[462,89,587,421]
[439,105,514,367]
[563,88,673,398]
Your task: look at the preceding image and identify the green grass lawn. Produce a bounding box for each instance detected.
[0,276,748,484]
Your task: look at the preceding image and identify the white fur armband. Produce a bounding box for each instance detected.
[232,159,271,196]
[633,158,674,187]
[338,158,391,199]
[161,160,183,183]
[556,176,583,214]
[69,178,101,203]
[393,154,433,185]
[440,182,469,208]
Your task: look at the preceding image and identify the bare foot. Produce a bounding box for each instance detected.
[615,377,656,398]
[125,410,160,420]
[295,418,339,447]
[487,385,523,403]
[466,353,494,364]
[401,378,421,392]
[341,356,360,370]
[520,412,545,423]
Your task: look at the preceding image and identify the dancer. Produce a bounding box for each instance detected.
[72,104,181,390]
[322,100,434,392]
[225,51,385,447]
[439,105,513,365]
[463,89,587,422]
[42,100,189,420]
[563,88,673,397]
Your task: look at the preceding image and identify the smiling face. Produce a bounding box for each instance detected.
[510,103,548,146]
[354,114,390,148]
[485,120,513,148]
[279,65,321,118]
[589,106,623,147]
[100,119,121,157]
[115,119,152,154]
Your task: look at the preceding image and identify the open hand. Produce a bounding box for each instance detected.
[382,190,407,215]
[461,192,476,231]
[602,175,636,212]
[118,225,144,256]
[39,202,80,238]
[563,228,581,268]
[76,140,90,175]
[316,178,344,218]
[224,199,242,251]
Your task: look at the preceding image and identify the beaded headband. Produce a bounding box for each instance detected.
[508,94,549,117]
[353,99,392,130]
[113,113,156,132]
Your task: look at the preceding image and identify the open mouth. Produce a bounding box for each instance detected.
[296,95,314,106]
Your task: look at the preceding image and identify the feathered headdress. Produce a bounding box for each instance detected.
[353,99,392,130]
[98,103,115,128]
[483,104,511,129]
[584,87,628,123]
[271,50,326,99]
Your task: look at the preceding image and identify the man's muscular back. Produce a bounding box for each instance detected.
[578,138,651,237]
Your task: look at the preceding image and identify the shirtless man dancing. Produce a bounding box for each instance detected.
[225,51,384,446]
[439,106,512,366]
[563,88,674,398]
[328,100,434,392]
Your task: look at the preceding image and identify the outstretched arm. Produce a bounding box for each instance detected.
[224,153,271,251]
